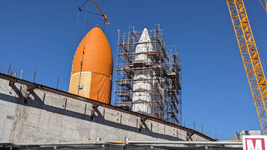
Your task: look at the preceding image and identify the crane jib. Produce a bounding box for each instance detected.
[227,0,267,135]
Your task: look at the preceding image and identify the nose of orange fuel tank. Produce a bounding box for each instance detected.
[69,26,113,104]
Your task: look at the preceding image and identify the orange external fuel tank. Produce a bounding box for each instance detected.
[69,26,113,104]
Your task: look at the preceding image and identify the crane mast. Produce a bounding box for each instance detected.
[227,0,267,135]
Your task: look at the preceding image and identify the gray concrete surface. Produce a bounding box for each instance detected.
[0,77,211,143]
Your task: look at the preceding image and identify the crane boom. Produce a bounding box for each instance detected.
[92,0,110,25]
[227,0,267,135]
[78,0,110,25]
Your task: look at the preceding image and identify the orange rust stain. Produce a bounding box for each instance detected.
[69,26,113,104]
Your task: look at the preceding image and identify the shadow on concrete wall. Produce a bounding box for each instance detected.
[0,84,183,141]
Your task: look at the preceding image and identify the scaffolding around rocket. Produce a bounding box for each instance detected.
[67,24,181,125]
[114,24,182,125]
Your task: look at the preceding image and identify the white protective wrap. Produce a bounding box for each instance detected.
[132,28,153,114]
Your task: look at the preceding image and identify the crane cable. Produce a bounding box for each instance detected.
[73,0,89,61]
[79,0,89,8]
[78,0,102,16]
[84,0,90,35]
[79,10,102,16]
[78,0,90,94]
[103,0,105,32]
[71,1,81,93]
[79,0,108,31]
[73,10,80,60]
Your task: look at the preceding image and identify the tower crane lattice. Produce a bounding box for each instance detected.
[227,0,267,135]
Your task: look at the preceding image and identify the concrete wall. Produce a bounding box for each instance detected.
[0,78,210,143]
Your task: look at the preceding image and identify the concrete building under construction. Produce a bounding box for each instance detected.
[114,24,182,125]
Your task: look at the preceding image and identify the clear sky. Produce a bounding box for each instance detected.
[1,0,267,140]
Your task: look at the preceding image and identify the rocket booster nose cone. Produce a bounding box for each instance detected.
[71,26,113,77]
[135,28,153,57]
[69,27,113,104]
[139,28,151,42]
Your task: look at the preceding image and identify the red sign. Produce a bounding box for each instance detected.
[243,136,266,150]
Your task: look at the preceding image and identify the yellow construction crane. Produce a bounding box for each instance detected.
[78,0,110,25]
[92,0,110,25]
[227,0,267,135]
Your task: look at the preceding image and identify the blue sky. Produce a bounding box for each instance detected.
[1,0,267,140]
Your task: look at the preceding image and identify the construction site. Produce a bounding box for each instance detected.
[0,0,267,149]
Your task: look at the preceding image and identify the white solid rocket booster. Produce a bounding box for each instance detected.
[132,28,153,114]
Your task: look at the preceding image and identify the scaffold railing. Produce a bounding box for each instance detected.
[114,24,182,125]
